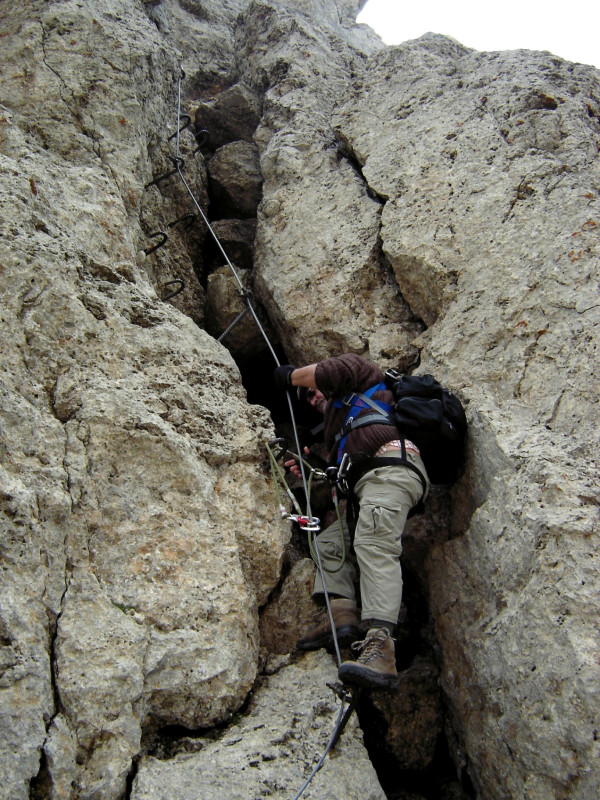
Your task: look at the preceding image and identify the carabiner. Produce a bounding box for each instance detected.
[290,515,320,533]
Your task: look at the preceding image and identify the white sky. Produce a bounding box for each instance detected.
[357,0,600,70]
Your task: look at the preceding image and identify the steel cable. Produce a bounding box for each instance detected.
[168,66,349,796]
[291,699,348,800]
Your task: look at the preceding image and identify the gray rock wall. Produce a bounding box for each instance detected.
[1,1,599,799]
[0,2,287,798]
[331,37,600,800]
[132,650,386,800]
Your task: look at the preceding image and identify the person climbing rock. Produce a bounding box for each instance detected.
[274,353,429,690]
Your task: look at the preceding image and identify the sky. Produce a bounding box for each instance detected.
[356,0,600,70]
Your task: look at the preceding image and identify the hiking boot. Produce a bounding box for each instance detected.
[296,598,360,652]
[337,628,398,690]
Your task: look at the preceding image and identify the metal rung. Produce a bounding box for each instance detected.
[145,156,185,189]
[162,279,184,301]
[144,230,168,255]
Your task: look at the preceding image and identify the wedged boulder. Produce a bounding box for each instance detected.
[207,140,263,218]
[204,217,257,271]
[131,650,387,800]
[206,264,277,358]
[194,82,262,150]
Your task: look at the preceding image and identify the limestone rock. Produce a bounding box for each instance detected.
[54,572,147,799]
[206,264,277,358]
[0,2,285,797]
[193,82,262,150]
[204,218,257,271]
[140,144,209,325]
[143,0,251,97]
[309,33,600,800]
[131,650,387,800]
[245,8,600,797]
[363,656,443,772]
[2,1,600,799]
[207,140,263,218]
[214,461,291,606]
[240,0,415,363]
[259,558,317,655]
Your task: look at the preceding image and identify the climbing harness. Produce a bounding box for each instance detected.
[144,66,355,797]
[333,382,392,465]
[334,388,429,507]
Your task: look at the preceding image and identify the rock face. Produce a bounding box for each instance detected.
[1,1,599,800]
[131,650,386,800]
[331,38,600,800]
[0,2,286,799]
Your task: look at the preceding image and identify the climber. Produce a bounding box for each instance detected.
[274,354,429,691]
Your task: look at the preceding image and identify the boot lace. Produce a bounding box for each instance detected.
[308,606,328,625]
[351,630,393,664]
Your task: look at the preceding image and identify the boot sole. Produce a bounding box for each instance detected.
[337,662,399,691]
[296,625,360,652]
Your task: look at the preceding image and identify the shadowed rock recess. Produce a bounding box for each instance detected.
[0,1,598,799]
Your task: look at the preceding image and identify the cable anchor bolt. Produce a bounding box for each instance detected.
[237,287,254,302]
[326,681,356,703]
[167,213,196,231]
[192,128,209,155]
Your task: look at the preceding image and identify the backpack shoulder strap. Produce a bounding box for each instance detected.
[334,383,395,464]
[354,390,394,420]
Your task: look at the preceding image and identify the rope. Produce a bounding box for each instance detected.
[266,442,347,574]
[163,66,351,797]
[265,441,305,518]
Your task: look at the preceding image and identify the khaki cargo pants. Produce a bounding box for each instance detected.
[313,452,429,625]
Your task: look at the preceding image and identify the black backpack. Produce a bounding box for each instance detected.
[384,370,467,485]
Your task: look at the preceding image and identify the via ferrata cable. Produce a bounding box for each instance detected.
[165,67,350,795]
[170,66,343,667]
